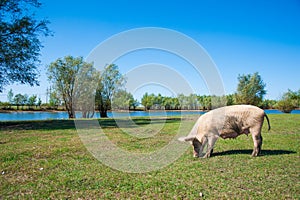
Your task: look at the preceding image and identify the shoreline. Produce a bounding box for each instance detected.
[0,108,214,112]
[0,109,67,113]
[1,109,299,122]
[1,108,299,113]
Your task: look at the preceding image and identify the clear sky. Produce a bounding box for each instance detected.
[1,0,300,102]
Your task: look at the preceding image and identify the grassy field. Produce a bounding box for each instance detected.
[0,114,299,199]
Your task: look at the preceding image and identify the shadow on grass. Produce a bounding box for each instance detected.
[0,120,76,130]
[212,149,296,157]
[0,117,182,131]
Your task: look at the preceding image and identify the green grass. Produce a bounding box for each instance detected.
[0,115,299,199]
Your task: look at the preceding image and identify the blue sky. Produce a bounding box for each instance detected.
[1,0,299,102]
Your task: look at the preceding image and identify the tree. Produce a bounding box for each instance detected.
[141,92,155,111]
[49,91,60,109]
[13,93,27,109]
[0,0,50,92]
[13,94,22,109]
[47,56,95,118]
[235,72,266,106]
[7,89,13,108]
[111,90,135,110]
[197,95,211,110]
[187,94,199,110]
[162,96,173,110]
[28,94,37,109]
[37,97,42,108]
[177,94,187,110]
[172,97,180,110]
[75,64,99,118]
[275,89,299,113]
[153,93,163,109]
[226,94,235,106]
[95,64,125,118]
[20,94,28,109]
[275,99,295,113]
[284,89,300,108]
[261,99,277,109]
[211,95,226,109]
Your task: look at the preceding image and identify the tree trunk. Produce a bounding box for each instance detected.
[100,109,108,118]
[68,110,75,118]
[64,98,75,119]
[96,93,108,118]
[97,102,108,118]
[89,110,95,118]
[66,104,75,118]
[82,111,87,118]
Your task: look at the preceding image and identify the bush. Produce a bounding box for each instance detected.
[275,99,295,113]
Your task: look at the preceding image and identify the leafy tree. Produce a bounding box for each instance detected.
[95,64,125,118]
[0,0,50,92]
[153,93,163,109]
[177,94,187,110]
[197,95,211,110]
[21,94,28,109]
[275,99,295,113]
[226,94,235,106]
[75,64,99,118]
[47,56,95,118]
[261,99,277,109]
[28,94,37,109]
[186,94,199,110]
[162,96,180,110]
[13,93,27,109]
[7,89,13,108]
[211,95,226,109]
[37,97,42,108]
[0,101,10,109]
[162,96,172,110]
[284,89,300,108]
[111,90,135,110]
[141,92,155,110]
[235,72,266,106]
[172,97,180,110]
[197,95,204,110]
[49,91,60,109]
[275,89,300,113]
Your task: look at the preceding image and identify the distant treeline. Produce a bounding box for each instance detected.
[139,92,299,112]
[1,66,299,115]
[140,93,272,111]
[1,89,299,113]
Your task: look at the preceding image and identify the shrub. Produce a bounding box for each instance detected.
[275,99,295,113]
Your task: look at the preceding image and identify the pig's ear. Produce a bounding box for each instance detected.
[178,136,195,142]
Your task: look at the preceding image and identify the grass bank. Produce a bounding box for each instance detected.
[0,115,299,199]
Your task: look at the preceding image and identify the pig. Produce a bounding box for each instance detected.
[178,105,271,158]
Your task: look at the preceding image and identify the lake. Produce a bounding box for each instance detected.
[0,110,299,121]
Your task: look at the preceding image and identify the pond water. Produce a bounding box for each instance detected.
[0,109,299,121]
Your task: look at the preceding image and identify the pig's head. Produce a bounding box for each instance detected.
[178,136,204,158]
[192,138,201,157]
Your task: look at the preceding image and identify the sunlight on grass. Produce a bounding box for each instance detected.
[0,114,299,199]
